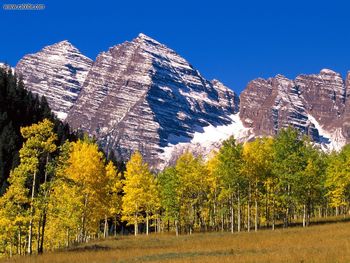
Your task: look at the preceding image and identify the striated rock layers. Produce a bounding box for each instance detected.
[16,40,93,120]
[66,34,239,167]
[240,69,349,150]
[12,34,350,167]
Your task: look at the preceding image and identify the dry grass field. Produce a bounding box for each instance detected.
[3,220,350,263]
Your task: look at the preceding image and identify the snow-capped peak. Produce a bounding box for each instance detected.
[45,40,77,51]
[135,33,164,47]
[320,68,339,76]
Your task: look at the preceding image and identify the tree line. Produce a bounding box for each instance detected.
[1,118,350,257]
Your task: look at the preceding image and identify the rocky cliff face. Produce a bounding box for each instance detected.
[240,69,348,150]
[9,34,350,167]
[66,34,239,166]
[15,41,93,120]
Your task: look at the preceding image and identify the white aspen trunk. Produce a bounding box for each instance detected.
[175,219,179,237]
[213,191,217,230]
[155,218,157,233]
[237,189,241,232]
[255,198,258,232]
[81,194,88,242]
[146,213,149,235]
[158,216,161,233]
[303,204,306,227]
[255,181,258,232]
[18,229,21,255]
[266,189,269,228]
[221,213,224,232]
[286,183,290,227]
[247,182,251,232]
[9,240,12,258]
[37,219,41,253]
[272,193,275,230]
[66,229,69,248]
[134,213,138,236]
[230,195,234,233]
[27,171,36,255]
[104,215,108,238]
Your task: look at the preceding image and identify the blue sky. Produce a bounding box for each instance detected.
[1,0,350,93]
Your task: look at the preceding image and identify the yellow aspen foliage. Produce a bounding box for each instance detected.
[64,139,108,241]
[122,151,158,235]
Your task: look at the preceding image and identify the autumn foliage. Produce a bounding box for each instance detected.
[1,120,350,259]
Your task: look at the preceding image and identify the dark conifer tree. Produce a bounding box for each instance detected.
[0,67,76,194]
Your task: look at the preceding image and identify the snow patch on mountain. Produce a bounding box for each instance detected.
[159,113,254,169]
[307,114,346,151]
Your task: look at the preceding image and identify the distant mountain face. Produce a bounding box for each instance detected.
[10,34,350,168]
[240,69,348,150]
[15,41,93,120]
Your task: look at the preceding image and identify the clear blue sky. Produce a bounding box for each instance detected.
[1,0,350,93]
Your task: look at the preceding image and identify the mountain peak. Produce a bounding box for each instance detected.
[51,40,76,49]
[16,39,93,120]
[320,68,339,76]
[135,33,162,46]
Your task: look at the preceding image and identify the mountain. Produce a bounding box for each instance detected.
[66,33,239,167]
[240,69,348,151]
[10,34,350,168]
[16,40,93,120]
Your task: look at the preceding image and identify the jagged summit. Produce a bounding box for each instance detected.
[320,68,339,75]
[66,34,239,167]
[241,69,350,151]
[274,74,288,79]
[51,39,74,47]
[15,40,93,120]
[136,33,159,42]
[41,40,82,54]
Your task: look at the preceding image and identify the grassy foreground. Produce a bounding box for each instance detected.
[4,221,350,263]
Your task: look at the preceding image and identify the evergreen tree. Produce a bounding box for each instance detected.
[0,67,76,194]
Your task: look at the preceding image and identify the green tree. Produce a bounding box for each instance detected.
[19,119,57,254]
[158,167,181,235]
[175,152,208,234]
[295,145,326,227]
[216,136,245,232]
[272,127,307,227]
[325,145,350,216]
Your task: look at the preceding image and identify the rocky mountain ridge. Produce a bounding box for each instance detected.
[66,33,239,167]
[240,69,349,151]
[8,34,350,167]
